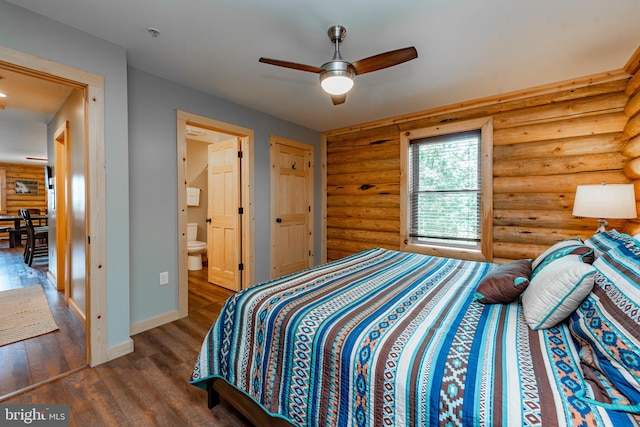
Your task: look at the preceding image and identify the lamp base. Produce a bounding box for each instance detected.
[596,218,608,233]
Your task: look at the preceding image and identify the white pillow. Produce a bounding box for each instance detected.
[521,254,596,330]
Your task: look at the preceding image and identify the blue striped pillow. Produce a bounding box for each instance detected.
[584,229,640,259]
[568,244,640,413]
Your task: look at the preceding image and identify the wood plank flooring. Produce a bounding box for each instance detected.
[0,264,254,427]
[0,246,86,398]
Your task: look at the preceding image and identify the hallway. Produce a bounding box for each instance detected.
[0,245,86,399]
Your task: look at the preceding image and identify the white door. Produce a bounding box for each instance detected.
[270,136,314,278]
[207,138,241,291]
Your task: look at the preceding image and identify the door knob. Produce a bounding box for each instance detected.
[205,218,212,223]
[276,218,282,223]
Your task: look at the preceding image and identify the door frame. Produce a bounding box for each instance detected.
[176,110,254,316]
[269,135,314,279]
[0,45,107,366]
[53,122,70,298]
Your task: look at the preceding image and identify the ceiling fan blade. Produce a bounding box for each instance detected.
[331,94,346,105]
[259,57,323,73]
[351,47,418,75]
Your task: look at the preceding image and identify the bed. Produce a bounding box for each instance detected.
[191,230,640,426]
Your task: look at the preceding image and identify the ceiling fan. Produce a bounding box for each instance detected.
[259,25,418,105]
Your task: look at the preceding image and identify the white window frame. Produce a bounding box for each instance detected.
[400,117,493,262]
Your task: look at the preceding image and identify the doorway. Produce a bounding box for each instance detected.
[176,111,254,317]
[0,45,107,367]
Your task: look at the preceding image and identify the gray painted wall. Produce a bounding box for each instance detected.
[1,0,321,352]
[0,0,131,351]
[127,68,321,325]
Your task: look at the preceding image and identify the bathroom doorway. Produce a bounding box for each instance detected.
[176,111,254,317]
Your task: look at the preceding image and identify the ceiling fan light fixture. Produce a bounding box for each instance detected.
[320,71,354,95]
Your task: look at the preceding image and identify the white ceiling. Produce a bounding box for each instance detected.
[3,0,640,139]
[0,68,72,164]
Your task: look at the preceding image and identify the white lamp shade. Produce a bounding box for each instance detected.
[572,183,637,219]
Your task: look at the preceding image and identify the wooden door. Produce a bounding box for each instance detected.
[207,138,241,291]
[270,137,314,278]
[54,122,69,295]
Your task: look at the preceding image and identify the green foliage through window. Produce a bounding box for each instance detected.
[408,130,481,245]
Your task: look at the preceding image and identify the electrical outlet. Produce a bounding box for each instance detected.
[159,271,169,285]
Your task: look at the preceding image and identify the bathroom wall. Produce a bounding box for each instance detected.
[186,139,208,243]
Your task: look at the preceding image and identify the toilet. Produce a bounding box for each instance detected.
[187,223,207,271]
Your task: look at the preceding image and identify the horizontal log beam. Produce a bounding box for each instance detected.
[493,152,627,177]
[624,157,640,179]
[327,183,400,196]
[493,226,589,246]
[625,71,640,96]
[327,158,399,175]
[493,133,626,161]
[327,228,400,246]
[327,194,399,208]
[493,113,627,146]
[625,90,640,117]
[493,192,574,211]
[327,206,400,221]
[327,143,399,164]
[493,92,627,129]
[327,170,399,186]
[494,170,629,193]
[623,135,640,158]
[624,113,640,139]
[327,217,400,233]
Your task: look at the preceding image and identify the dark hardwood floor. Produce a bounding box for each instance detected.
[0,263,254,427]
[0,245,86,398]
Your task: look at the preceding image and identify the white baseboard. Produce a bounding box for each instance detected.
[68,297,86,328]
[130,310,180,336]
[107,338,134,361]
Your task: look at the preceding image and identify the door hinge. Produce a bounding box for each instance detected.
[87,236,90,244]
[238,151,243,158]
[238,263,244,271]
[238,207,244,215]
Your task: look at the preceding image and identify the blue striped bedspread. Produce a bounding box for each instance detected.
[190,248,640,426]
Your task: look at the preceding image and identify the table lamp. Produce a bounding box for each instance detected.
[572,183,637,233]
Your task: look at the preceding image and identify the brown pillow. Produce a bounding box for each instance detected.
[475,259,532,304]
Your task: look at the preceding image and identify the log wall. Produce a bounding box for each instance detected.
[623,45,640,236]
[0,162,48,216]
[324,67,639,263]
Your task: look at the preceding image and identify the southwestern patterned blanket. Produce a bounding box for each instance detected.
[191,248,638,426]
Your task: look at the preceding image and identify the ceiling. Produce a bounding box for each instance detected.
[0,67,72,164]
[2,0,640,141]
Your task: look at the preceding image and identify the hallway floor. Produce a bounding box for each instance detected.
[0,245,86,399]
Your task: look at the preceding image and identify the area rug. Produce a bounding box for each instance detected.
[0,285,59,346]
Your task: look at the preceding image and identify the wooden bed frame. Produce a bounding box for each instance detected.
[207,378,295,427]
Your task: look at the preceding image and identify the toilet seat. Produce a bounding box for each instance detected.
[188,241,207,251]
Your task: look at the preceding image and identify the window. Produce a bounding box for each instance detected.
[400,118,493,261]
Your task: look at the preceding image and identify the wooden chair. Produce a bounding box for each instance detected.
[19,209,48,266]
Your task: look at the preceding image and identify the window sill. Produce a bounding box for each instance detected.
[401,240,489,263]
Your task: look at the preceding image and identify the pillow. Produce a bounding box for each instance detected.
[531,238,594,279]
[475,259,532,304]
[568,245,640,408]
[584,229,639,259]
[521,254,596,330]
